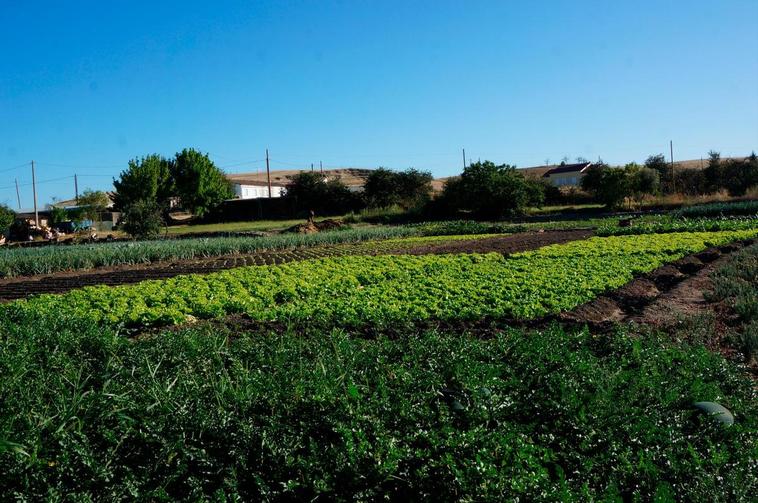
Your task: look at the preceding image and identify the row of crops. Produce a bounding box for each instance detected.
[6,230,756,331]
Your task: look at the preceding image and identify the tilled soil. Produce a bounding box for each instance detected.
[559,240,754,331]
[397,229,593,255]
[0,230,592,301]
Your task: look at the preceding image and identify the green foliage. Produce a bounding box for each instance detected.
[706,243,758,362]
[171,148,233,217]
[0,226,418,278]
[645,153,670,188]
[121,199,165,239]
[113,154,174,211]
[47,206,69,225]
[0,312,755,500]
[10,231,756,332]
[363,167,433,209]
[76,189,110,222]
[436,161,545,219]
[284,171,360,216]
[674,200,758,218]
[721,153,758,196]
[0,203,15,233]
[597,216,758,236]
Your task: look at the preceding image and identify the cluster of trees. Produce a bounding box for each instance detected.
[285,162,545,220]
[113,148,232,238]
[283,168,434,216]
[580,162,660,209]
[643,151,758,197]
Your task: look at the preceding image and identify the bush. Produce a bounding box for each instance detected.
[0,204,15,235]
[434,161,544,219]
[363,168,433,209]
[284,171,362,216]
[121,200,165,239]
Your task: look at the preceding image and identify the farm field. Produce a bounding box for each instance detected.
[1,219,757,500]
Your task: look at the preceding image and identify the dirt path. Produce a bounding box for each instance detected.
[0,230,592,302]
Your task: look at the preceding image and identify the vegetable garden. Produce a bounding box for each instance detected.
[1,221,757,501]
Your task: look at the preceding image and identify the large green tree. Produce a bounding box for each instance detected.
[171,149,233,217]
[77,190,111,223]
[363,168,433,209]
[284,172,359,215]
[113,154,174,211]
[437,161,544,219]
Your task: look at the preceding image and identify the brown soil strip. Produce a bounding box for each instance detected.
[395,229,593,256]
[0,230,592,302]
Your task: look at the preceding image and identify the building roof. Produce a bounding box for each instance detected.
[542,162,592,177]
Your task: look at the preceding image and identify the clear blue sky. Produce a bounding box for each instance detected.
[1,0,756,208]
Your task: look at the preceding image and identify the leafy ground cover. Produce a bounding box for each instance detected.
[0,312,755,501]
[597,216,758,236]
[8,231,755,332]
[674,200,758,218]
[706,242,758,364]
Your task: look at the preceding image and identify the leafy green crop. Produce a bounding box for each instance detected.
[597,216,758,236]
[674,200,758,218]
[8,230,755,332]
[0,313,755,500]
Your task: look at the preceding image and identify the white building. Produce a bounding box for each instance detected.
[542,162,593,187]
[231,180,286,199]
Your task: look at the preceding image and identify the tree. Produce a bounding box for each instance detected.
[721,152,758,196]
[644,154,670,191]
[436,161,544,219]
[48,206,69,225]
[171,148,233,217]
[703,150,723,192]
[284,172,360,216]
[363,168,433,209]
[77,190,110,223]
[625,163,660,203]
[582,162,631,209]
[113,154,174,211]
[0,204,15,234]
[121,199,164,239]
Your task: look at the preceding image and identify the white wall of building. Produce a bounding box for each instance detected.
[233,184,286,199]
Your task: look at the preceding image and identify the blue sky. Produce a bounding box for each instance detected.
[1,0,756,208]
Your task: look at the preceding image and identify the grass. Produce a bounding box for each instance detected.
[0,312,755,501]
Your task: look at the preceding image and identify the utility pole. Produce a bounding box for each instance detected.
[265,149,272,198]
[462,148,466,170]
[74,174,79,205]
[14,178,21,209]
[311,163,314,172]
[320,161,323,174]
[669,140,675,192]
[31,160,39,227]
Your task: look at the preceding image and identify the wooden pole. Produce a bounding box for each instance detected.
[320,161,323,174]
[265,149,272,198]
[74,174,79,204]
[14,178,21,209]
[462,148,466,169]
[31,160,39,227]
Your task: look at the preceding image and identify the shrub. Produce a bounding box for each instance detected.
[284,171,361,216]
[0,204,15,235]
[121,199,165,239]
[434,161,544,219]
